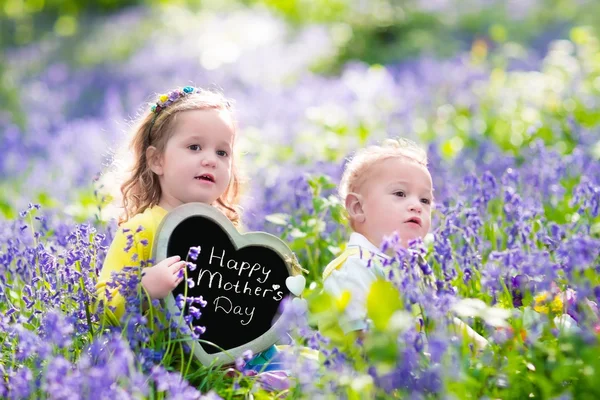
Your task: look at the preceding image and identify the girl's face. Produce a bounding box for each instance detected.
[150,109,234,211]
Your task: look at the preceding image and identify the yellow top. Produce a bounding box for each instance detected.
[95,205,168,323]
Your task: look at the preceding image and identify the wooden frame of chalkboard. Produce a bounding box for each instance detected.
[153,202,297,366]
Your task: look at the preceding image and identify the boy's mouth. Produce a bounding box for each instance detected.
[195,173,215,183]
[405,217,422,227]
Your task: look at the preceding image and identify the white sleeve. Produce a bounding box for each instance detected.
[323,258,378,333]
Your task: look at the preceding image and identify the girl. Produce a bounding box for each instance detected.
[96,86,241,322]
[96,87,311,378]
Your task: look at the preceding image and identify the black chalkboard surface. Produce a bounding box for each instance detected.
[153,203,300,366]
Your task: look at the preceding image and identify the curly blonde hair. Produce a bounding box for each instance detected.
[114,88,242,226]
[339,138,429,227]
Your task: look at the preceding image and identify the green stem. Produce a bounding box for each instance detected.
[183,337,196,377]
[163,256,190,364]
[75,260,94,339]
[179,342,185,375]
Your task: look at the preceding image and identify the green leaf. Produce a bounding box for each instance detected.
[9,290,20,301]
[308,291,334,314]
[0,198,16,219]
[366,279,403,331]
[43,280,53,292]
[364,332,398,364]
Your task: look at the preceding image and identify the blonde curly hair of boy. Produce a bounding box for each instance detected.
[338,138,429,226]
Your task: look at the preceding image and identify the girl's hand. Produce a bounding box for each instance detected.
[141,255,186,300]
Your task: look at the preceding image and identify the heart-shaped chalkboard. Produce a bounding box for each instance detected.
[153,203,299,366]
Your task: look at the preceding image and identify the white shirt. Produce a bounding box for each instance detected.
[323,233,389,333]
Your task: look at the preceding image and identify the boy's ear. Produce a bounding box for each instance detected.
[146,146,163,176]
[346,192,365,224]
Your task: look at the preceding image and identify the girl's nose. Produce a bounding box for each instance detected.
[201,154,217,168]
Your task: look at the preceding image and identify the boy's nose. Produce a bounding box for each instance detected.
[408,200,422,213]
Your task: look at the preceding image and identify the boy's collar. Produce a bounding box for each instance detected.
[347,232,429,265]
[347,232,390,260]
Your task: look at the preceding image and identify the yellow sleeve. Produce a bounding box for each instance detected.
[95,222,152,324]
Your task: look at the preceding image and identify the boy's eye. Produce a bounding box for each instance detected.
[216,150,228,157]
[188,144,201,151]
[394,191,406,197]
[421,198,431,205]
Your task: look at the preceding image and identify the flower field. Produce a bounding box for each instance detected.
[1,1,600,398]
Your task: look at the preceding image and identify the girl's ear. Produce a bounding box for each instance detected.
[146,146,163,176]
[346,192,365,224]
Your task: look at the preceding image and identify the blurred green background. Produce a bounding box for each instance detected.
[1,0,599,222]
[3,0,600,98]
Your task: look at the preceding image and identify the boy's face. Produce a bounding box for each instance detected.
[351,157,433,249]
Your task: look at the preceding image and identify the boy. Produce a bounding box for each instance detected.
[323,138,487,348]
[323,138,432,333]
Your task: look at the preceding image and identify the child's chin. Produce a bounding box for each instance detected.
[186,196,216,205]
[400,234,422,247]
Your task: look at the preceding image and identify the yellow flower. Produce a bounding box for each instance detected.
[159,94,168,103]
[534,304,549,314]
[534,291,549,313]
[533,291,564,314]
[550,295,564,313]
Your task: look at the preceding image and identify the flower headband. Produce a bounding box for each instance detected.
[147,86,198,137]
[146,86,232,138]
[150,85,198,115]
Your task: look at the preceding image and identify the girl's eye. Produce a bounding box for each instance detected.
[394,191,406,197]
[188,145,201,151]
[421,198,431,205]
[216,150,228,157]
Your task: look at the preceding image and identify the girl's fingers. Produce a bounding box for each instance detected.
[166,255,181,264]
[172,261,186,271]
[168,259,185,268]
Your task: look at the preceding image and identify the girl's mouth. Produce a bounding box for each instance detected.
[195,174,215,183]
